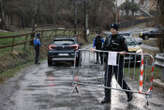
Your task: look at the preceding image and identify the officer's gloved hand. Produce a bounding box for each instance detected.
[90,48,96,52]
[119,51,127,55]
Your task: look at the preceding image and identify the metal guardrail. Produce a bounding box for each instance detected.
[155,53,164,67]
[155,53,164,81]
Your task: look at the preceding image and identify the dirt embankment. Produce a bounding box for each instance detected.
[0,45,48,79]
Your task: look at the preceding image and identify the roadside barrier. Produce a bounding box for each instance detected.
[72,49,154,104]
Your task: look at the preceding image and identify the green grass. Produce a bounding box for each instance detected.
[0,32,21,36]
[0,46,47,83]
[0,60,33,83]
[0,31,30,45]
[0,36,31,56]
[0,31,51,56]
[0,31,25,46]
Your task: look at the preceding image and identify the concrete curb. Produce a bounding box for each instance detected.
[153,79,164,89]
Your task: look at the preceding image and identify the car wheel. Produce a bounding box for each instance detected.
[48,58,52,66]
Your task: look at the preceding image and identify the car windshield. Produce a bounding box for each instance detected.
[126,39,135,46]
[53,40,75,45]
[125,37,137,46]
[127,41,136,46]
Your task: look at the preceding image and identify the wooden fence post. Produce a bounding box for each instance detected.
[54,29,57,38]
[54,29,56,39]
[49,31,53,40]
[24,35,28,51]
[64,30,66,36]
[11,37,15,52]
[40,31,43,43]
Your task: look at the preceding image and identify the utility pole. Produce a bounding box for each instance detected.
[32,0,41,32]
[32,0,38,32]
[83,0,88,42]
[157,0,164,52]
[31,0,41,45]
[115,0,118,24]
[131,0,135,16]
[115,0,120,24]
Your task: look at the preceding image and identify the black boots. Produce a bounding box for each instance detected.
[101,99,111,104]
[102,89,111,104]
[101,93,133,104]
[127,92,133,102]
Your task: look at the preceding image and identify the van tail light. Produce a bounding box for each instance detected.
[71,44,79,50]
[48,45,56,50]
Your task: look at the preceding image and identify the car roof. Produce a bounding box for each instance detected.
[119,32,130,36]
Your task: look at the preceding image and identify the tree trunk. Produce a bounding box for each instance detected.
[83,0,88,42]
[158,0,164,52]
[132,0,135,16]
[0,0,5,29]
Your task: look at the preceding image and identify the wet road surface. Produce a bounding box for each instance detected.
[0,59,164,110]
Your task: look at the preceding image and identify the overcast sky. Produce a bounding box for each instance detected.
[117,0,125,6]
[117,0,140,6]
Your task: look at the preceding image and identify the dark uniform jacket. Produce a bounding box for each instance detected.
[103,34,128,63]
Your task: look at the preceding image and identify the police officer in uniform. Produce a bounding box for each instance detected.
[33,33,41,64]
[101,24,133,104]
[93,31,104,64]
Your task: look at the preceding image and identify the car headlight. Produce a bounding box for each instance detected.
[128,46,141,52]
[128,48,137,52]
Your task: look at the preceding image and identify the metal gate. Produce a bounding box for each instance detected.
[72,49,154,104]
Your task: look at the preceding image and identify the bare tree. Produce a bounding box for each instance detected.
[3,0,115,31]
[157,0,164,52]
[0,0,6,29]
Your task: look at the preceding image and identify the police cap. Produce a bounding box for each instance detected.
[110,24,119,31]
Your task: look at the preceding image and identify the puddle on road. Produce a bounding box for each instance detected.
[149,102,164,108]
[46,69,73,77]
[46,70,55,77]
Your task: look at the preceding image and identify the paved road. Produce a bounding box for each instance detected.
[0,58,164,110]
